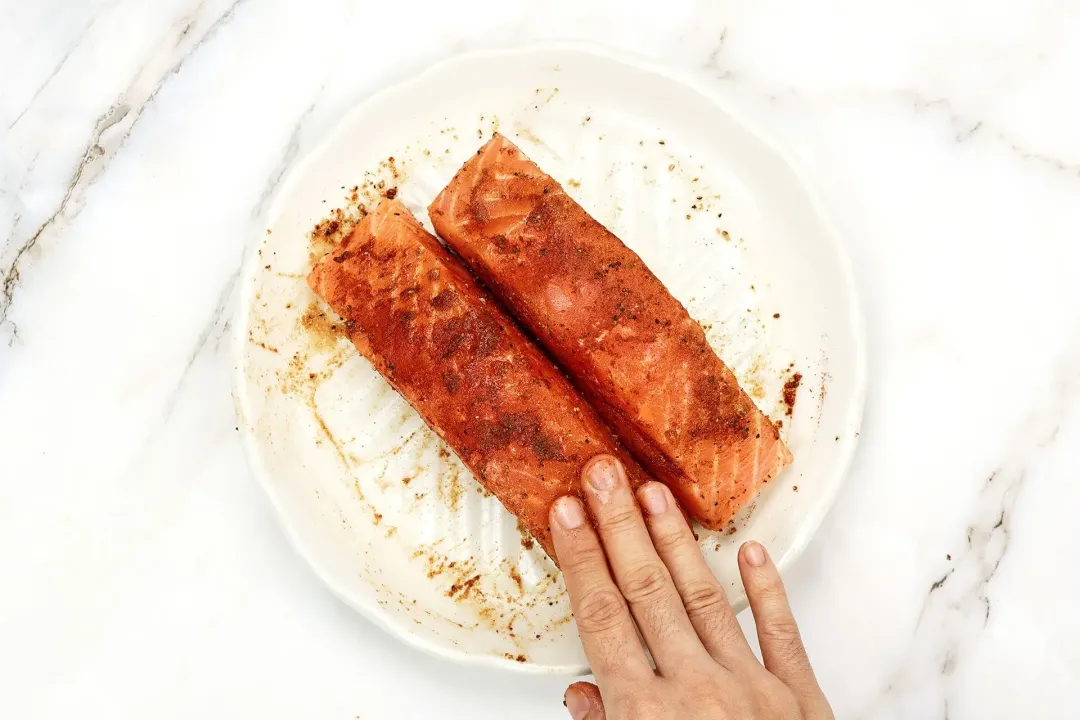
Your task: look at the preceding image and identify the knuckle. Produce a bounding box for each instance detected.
[574,588,629,635]
[620,563,672,605]
[762,616,801,643]
[650,525,688,555]
[681,581,729,618]
[563,539,607,573]
[760,619,809,663]
[681,582,745,648]
[600,502,642,532]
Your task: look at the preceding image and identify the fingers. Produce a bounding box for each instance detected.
[550,496,653,686]
[564,682,606,720]
[581,456,710,672]
[739,541,825,706]
[637,481,755,669]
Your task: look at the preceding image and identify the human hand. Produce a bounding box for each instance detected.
[550,455,833,720]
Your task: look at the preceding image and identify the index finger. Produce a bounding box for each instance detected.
[550,496,653,685]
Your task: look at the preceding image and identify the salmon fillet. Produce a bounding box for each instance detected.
[429,135,792,530]
[307,199,646,561]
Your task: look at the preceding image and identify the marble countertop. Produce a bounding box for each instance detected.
[3,1,1079,717]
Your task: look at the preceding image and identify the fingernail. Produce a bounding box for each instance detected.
[553,497,585,529]
[564,687,591,720]
[586,456,620,493]
[744,541,767,568]
[638,483,668,515]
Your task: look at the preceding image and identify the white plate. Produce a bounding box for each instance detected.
[233,44,866,675]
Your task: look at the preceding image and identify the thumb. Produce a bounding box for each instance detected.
[564,681,606,720]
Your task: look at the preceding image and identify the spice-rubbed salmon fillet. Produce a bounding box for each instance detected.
[307,199,647,561]
[429,134,791,530]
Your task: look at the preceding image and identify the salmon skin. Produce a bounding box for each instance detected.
[429,134,792,530]
[307,199,646,561]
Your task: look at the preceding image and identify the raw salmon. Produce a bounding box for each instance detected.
[307,199,647,561]
[429,135,791,530]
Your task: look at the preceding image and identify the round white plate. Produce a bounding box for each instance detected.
[234,44,866,675]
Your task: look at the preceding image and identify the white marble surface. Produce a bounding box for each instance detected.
[2,0,1079,717]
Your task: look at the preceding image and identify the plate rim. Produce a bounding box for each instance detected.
[232,40,868,676]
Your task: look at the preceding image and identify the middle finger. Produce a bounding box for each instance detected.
[581,455,711,672]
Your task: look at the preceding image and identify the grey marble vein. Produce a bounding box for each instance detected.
[135,96,319,449]
[700,28,728,72]
[5,8,105,132]
[869,331,1080,716]
[901,91,1080,178]
[1,102,128,340]
[697,78,1080,183]
[0,0,250,341]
